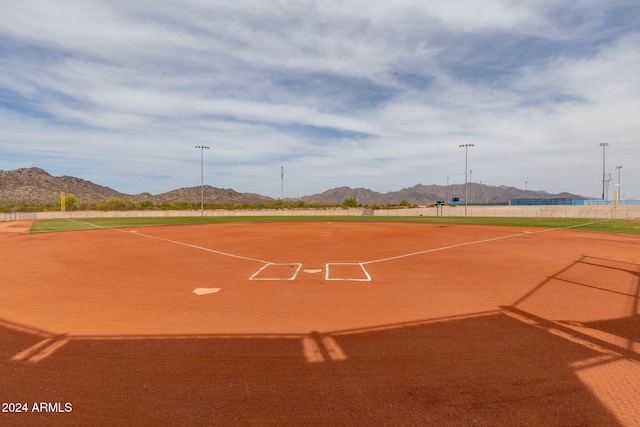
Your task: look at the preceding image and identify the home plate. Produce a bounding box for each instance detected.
[193,288,221,296]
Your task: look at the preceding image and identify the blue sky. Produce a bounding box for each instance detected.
[1,1,638,199]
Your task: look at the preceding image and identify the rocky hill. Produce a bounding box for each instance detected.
[0,167,122,205]
[298,183,583,205]
[136,186,273,206]
[1,167,584,206]
[0,168,272,206]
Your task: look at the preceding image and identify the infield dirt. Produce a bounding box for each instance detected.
[1,221,638,425]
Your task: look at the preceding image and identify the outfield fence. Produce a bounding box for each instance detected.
[373,205,640,219]
[3,205,640,221]
[0,211,39,222]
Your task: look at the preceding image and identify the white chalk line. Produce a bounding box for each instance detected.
[135,231,273,264]
[250,263,302,281]
[361,220,611,265]
[64,218,272,265]
[325,263,371,282]
[65,218,610,279]
[68,219,307,280]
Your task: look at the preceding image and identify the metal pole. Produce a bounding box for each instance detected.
[459,144,474,216]
[469,169,472,204]
[616,165,622,200]
[195,145,210,216]
[446,176,449,204]
[599,143,608,200]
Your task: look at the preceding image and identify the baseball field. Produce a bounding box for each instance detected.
[1,216,639,426]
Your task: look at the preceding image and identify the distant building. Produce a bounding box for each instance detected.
[510,198,580,206]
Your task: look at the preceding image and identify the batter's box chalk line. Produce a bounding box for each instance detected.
[250,263,303,281]
[325,263,371,282]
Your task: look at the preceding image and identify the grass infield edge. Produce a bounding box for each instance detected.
[29,215,640,235]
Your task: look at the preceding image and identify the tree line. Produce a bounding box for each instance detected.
[1,194,419,212]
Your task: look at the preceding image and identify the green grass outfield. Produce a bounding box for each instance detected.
[30,215,640,235]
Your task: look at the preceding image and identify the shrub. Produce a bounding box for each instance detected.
[139,200,154,209]
[343,197,358,208]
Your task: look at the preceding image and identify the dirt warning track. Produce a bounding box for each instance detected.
[1,221,639,426]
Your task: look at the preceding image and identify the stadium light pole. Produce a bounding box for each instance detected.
[616,165,622,200]
[459,144,474,216]
[446,176,449,204]
[195,145,210,216]
[469,169,473,204]
[599,143,608,201]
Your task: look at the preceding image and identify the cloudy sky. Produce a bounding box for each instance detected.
[1,1,638,199]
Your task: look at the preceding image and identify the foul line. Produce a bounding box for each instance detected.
[64,218,271,264]
[133,231,272,264]
[64,218,611,275]
[362,220,610,265]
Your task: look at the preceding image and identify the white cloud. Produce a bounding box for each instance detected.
[0,1,638,199]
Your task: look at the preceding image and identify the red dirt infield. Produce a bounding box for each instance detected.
[1,220,639,426]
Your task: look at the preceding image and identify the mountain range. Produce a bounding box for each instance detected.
[0,167,584,206]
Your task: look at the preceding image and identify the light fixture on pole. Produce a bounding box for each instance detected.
[195,145,210,216]
[458,144,474,216]
[599,143,608,200]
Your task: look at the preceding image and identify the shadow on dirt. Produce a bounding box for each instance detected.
[3,254,638,426]
[1,310,625,426]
